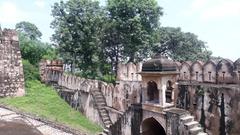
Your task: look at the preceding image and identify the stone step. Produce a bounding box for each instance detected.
[94,96,104,100]
[101,112,108,117]
[103,121,111,126]
[197,132,208,135]
[189,127,203,135]
[181,115,194,123]
[104,120,112,125]
[92,90,101,93]
[94,94,103,97]
[103,128,109,134]
[96,100,105,104]
[185,121,199,129]
[103,118,111,122]
[99,109,107,113]
[95,98,105,102]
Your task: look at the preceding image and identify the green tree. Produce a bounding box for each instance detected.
[152,27,212,61]
[16,21,42,40]
[19,33,48,65]
[16,22,57,65]
[106,0,163,63]
[51,0,104,78]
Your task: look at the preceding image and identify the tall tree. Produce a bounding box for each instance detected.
[106,0,163,63]
[51,0,104,78]
[152,27,212,61]
[15,22,56,65]
[15,21,42,40]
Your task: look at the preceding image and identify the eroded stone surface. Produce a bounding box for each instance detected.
[0,28,25,97]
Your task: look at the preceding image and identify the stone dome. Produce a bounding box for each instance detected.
[142,55,177,72]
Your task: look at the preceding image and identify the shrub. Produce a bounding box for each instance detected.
[22,59,40,80]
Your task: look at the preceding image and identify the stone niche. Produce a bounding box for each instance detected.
[0,28,25,97]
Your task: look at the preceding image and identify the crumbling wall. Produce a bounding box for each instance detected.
[177,84,240,135]
[0,28,24,97]
[109,104,142,135]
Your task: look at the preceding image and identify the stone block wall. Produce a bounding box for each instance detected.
[0,28,24,97]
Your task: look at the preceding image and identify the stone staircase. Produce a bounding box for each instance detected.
[180,114,207,135]
[91,89,112,135]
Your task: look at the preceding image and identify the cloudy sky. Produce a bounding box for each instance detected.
[0,0,239,61]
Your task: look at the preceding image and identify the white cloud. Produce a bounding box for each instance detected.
[182,0,240,21]
[34,0,45,8]
[0,1,28,24]
[200,0,240,20]
[191,0,208,11]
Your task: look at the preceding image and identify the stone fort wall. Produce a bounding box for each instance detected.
[41,59,240,135]
[0,28,25,97]
[39,60,142,129]
[117,58,240,84]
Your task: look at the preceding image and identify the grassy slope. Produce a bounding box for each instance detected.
[0,80,102,134]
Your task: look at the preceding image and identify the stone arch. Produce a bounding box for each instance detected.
[203,60,217,83]
[147,81,159,103]
[217,59,234,83]
[175,62,182,80]
[142,117,166,135]
[234,58,240,83]
[166,80,174,103]
[123,84,131,99]
[179,61,191,80]
[191,60,203,82]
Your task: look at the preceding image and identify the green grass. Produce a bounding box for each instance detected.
[0,80,102,134]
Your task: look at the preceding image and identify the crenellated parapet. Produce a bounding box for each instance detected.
[0,28,25,97]
[177,58,240,84]
[39,59,63,82]
[40,60,142,112]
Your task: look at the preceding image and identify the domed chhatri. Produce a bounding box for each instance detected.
[142,55,177,72]
[139,55,178,108]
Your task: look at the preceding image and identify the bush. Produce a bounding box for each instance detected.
[22,60,40,80]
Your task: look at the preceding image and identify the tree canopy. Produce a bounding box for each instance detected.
[106,0,163,62]
[50,0,212,79]
[152,27,212,61]
[51,0,103,78]
[16,21,42,40]
[16,21,57,65]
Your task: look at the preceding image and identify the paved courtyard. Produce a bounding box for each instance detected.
[0,107,73,135]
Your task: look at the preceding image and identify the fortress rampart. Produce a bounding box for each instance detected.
[0,28,25,97]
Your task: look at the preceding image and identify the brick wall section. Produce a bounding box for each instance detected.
[0,28,24,97]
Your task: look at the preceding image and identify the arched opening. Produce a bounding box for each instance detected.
[142,117,166,135]
[147,81,159,103]
[166,80,173,103]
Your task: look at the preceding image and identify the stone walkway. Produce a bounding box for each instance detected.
[0,107,73,135]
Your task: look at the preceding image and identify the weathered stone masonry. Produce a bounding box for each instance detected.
[0,28,24,97]
[41,57,240,135]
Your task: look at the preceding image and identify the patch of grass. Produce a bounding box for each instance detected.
[0,80,102,134]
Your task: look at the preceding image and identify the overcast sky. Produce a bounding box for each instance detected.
[0,0,239,61]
